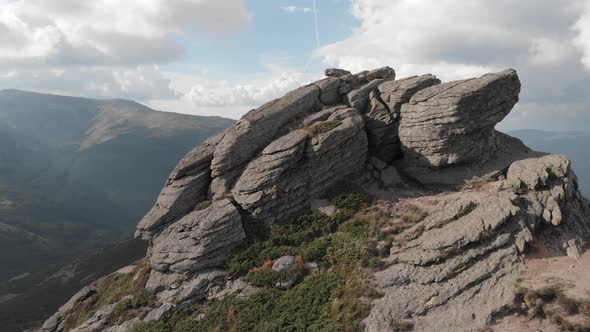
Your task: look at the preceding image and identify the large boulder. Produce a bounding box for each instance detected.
[210,85,321,195]
[232,106,368,223]
[148,199,245,275]
[398,69,520,168]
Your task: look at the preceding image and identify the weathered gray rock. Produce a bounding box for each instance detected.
[306,107,368,196]
[367,66,396,80]
[364,75,441,163]
[47,65,590,332]
[272,255,296,272]
[136,132,226,239]
[154,269,227,304]
[232,107,368,224]
[365,91,400,163]
[364,154,590,332]
[315,77,342,105]
[275,273,300,290]
[325,68,351,77]
[210,85,321,195]
[149,198,245,275]
[345,67,396,113]
[378,74,441,113]
[399,69,520,168]
[41,286,97,332]
[231,129,309,224]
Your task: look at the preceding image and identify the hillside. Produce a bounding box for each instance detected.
[41,68,590,332]
[0,89,234,330]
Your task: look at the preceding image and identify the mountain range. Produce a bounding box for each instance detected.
[0,89,234,330]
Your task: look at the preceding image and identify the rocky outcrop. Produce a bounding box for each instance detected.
[399,69,520,169]
[148,198,244,275]
[136,132,225,239]
[43,66,590,332]
[232,106,367,223]
[364,155,590,332]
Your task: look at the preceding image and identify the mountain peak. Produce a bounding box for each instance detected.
[42,67,590,332]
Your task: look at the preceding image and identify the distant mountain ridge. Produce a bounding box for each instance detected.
[0,89,235,281]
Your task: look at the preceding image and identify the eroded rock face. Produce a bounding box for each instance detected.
[44,66,590,332]
[148,198,244,275]
[399,69,520,168]
[232,107,368,223]
[210,84,321,195]
[136,132,226,239]
[364,154,590,332]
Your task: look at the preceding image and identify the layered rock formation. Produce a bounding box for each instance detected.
[365,155,590,331]
[398,69,520,169]
[43,66,590,332]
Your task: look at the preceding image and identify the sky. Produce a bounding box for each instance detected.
[0,0,589,131]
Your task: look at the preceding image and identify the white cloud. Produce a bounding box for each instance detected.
[0,0,251,108]
[314,0,590,131]
[574,1,590,71]
[317,0,585,79]
[0,0,250,67]
[529,37,577,66]
[281,6,298,12]
[146,68,322,119]
[280,5,315,14]
[0,65,175,100]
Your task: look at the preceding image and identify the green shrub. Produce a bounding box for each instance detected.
[332,193,369,211]
[302,237,333,262]
[195,200,212,210]
[111,289,155,317]
[130,321,168,332]
[307,120,343,136]
[246,268,293,287]
[319,120,342,133]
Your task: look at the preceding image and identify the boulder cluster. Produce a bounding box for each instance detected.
[42,66,590,332]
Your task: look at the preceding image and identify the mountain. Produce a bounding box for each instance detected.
[41,68,590,332]
[510,129,590,196]
[0,89,234,281]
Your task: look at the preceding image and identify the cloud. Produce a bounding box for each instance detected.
[0,0,251,104]
[280,5,315,14]
[574,1,590,71]
[315,0,590,130]
[146,68,322,119]
[0,65,175,100]
[0,0,250,67]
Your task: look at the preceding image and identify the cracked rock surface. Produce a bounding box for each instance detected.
[43,66,590,332]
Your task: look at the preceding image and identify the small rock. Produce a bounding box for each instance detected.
[325,68,351,77]
[304,262,319,272]
[367,66,395,80]
[272,256,296,272]
[566,239,582,260]
[275,273,300,290]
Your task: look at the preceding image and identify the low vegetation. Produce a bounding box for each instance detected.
[307,120,343,136]
[195,200,212,210]
[132,192,390,332]
[515,282,590,331]
[62,260,152,330]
